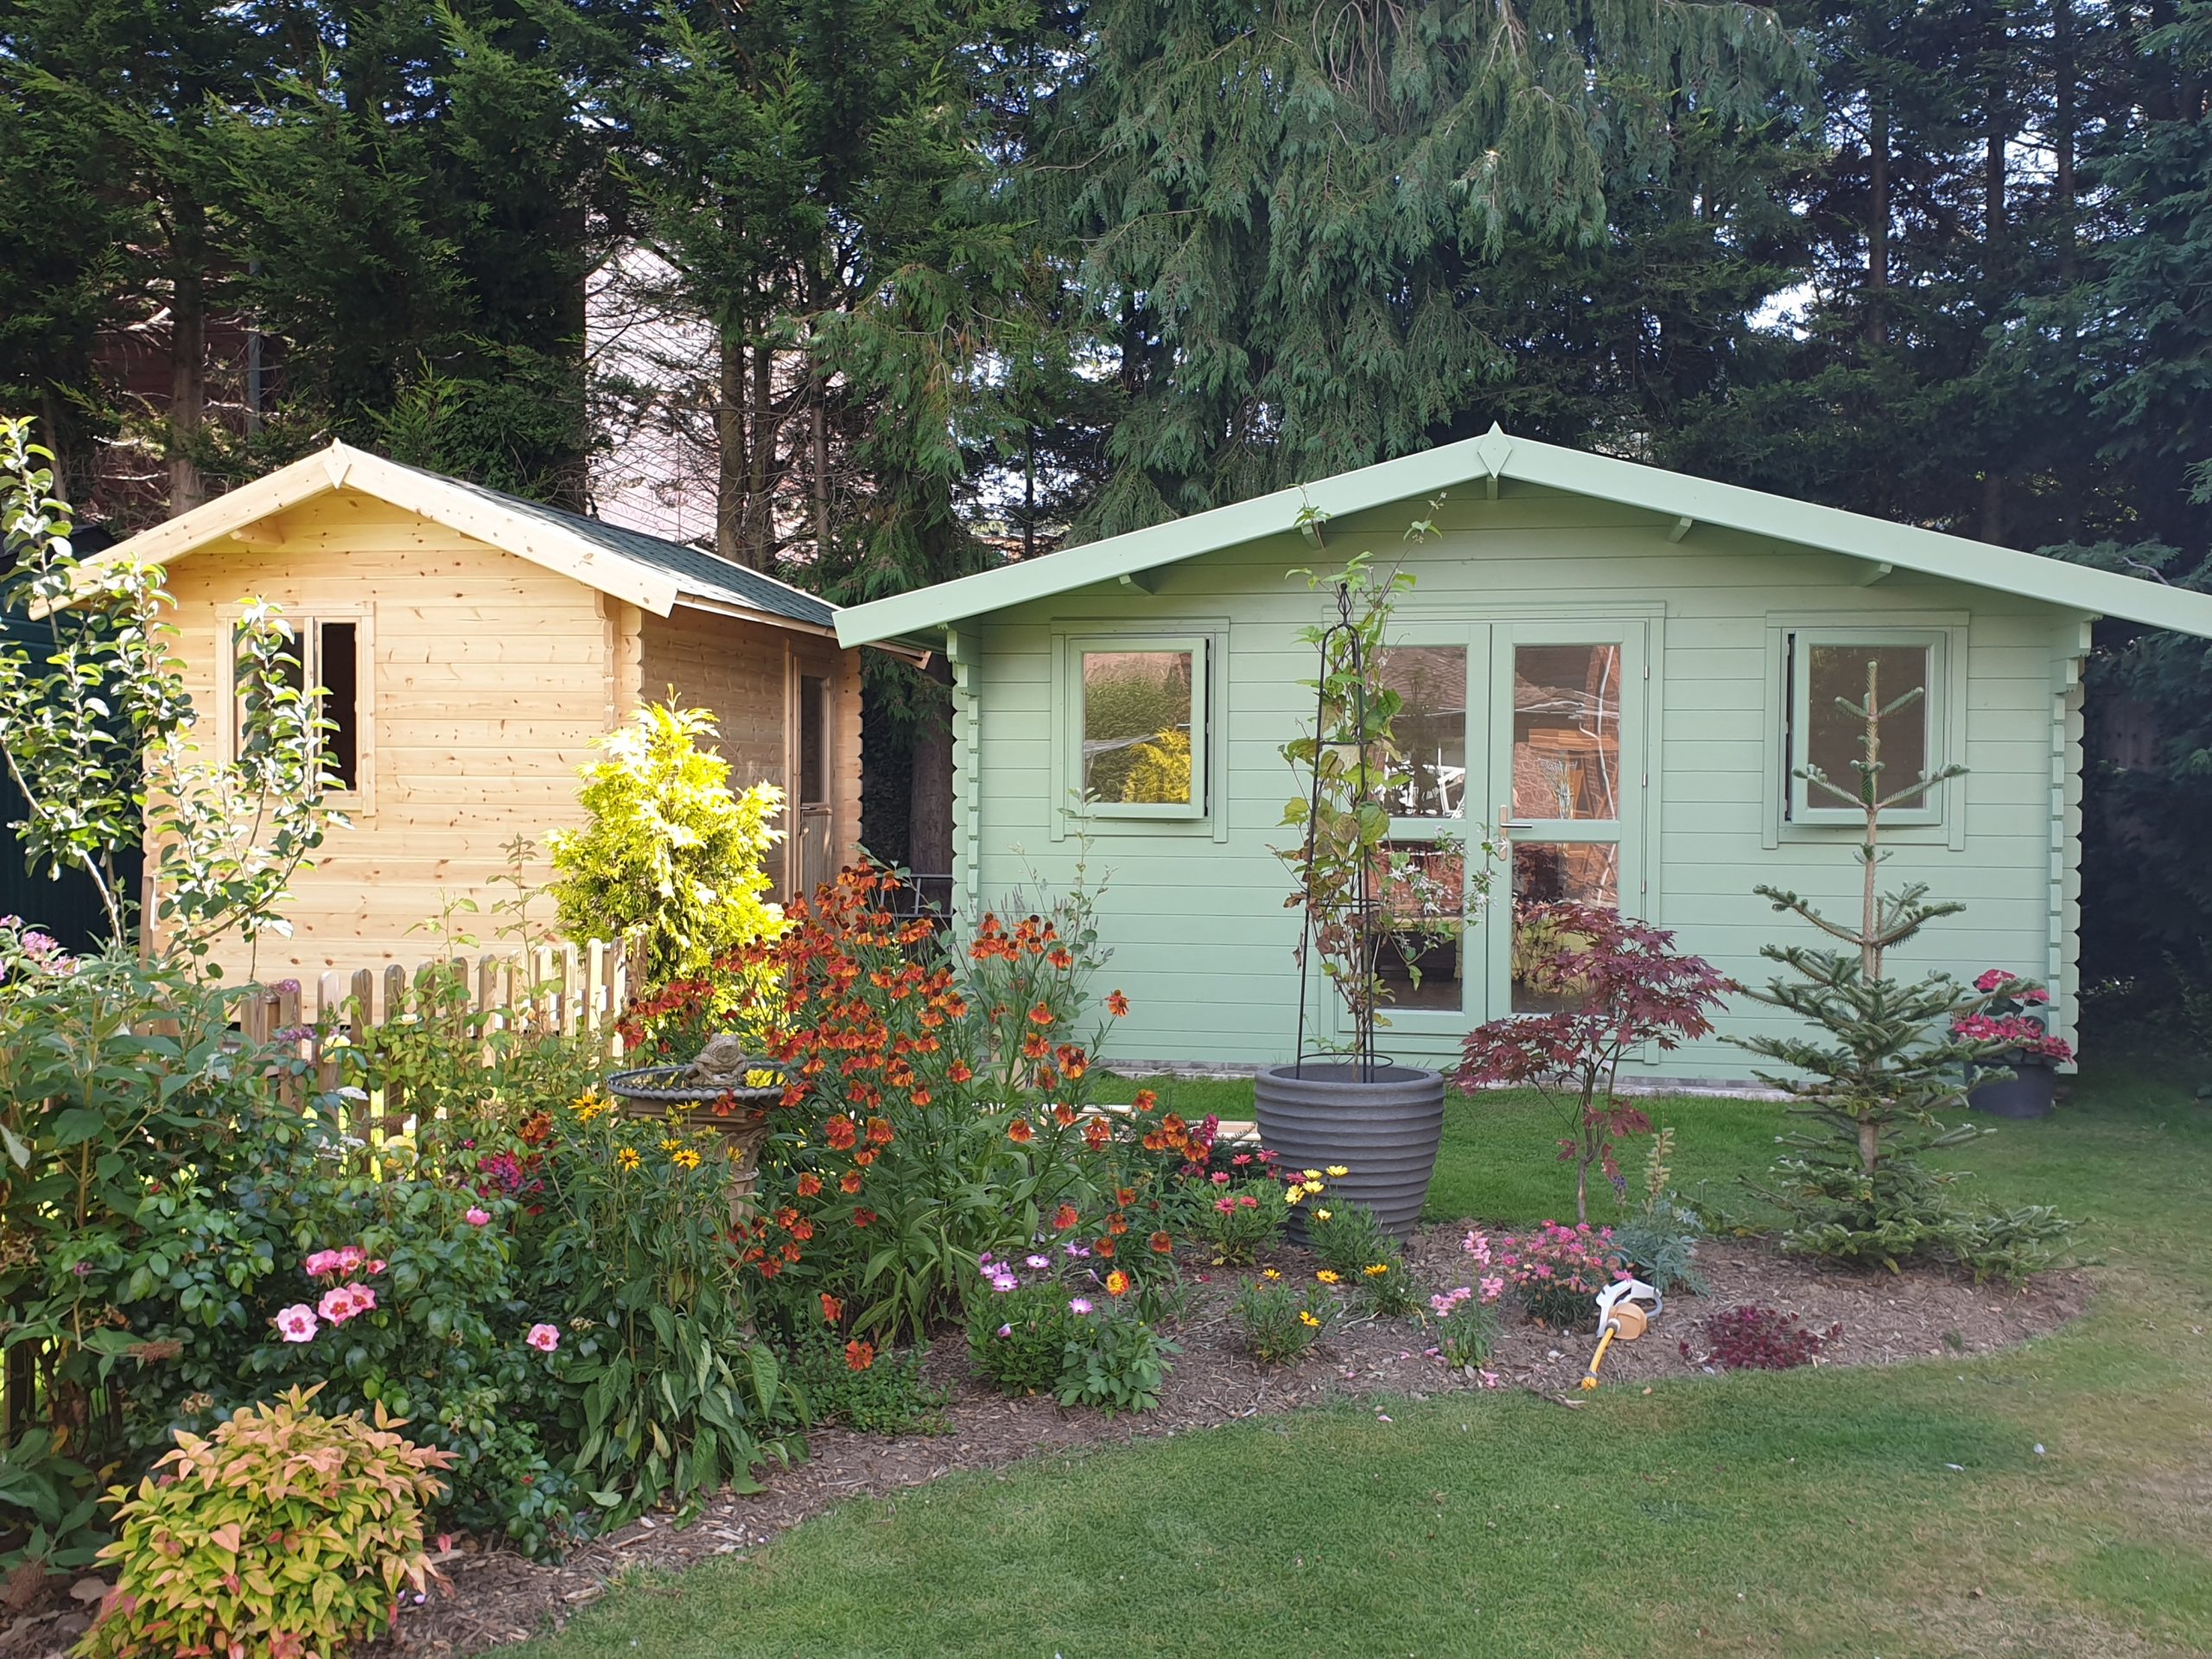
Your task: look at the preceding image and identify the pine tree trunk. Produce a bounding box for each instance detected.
[167,201,208,517]
[908,655,955,886]
[2054,0,2076,282]
[747,341,775,563]
[715,332,750,566]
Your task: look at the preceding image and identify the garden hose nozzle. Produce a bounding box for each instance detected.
[1580,1277,1661,1392]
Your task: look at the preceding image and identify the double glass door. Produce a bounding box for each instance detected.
[1345,620,1645,1033]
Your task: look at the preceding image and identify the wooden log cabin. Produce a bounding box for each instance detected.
[82,441,871,982]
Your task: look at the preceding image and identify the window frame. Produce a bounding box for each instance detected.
[1057,630,1212,826]
[215,601,376,816]
[1783,626,1948,830]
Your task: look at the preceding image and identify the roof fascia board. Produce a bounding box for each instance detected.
[834,433,1501,645]
[1495,442,2212,638]
[671,592,838,638]
[838,427,2212,645]
[73,442,682,617]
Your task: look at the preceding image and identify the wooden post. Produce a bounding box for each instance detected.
[585,940,608,1036]
[349,968,376,1142]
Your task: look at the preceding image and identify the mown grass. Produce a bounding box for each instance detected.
[532,1063,2212,1659]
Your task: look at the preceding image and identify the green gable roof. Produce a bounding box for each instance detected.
[835,425,2212,645]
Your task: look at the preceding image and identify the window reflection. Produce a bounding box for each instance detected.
[1082,649,1194,804]
[1372,841,1465,1012]
[1513,645,1621,822]
[1510,841,1619,1013]
[1802,643,1931,810]
[1377,645,1466,818]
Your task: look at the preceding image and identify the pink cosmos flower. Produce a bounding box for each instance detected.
[526,1323,560,1353]
[274,1304,319,1343]
[465,1207,492,1227]
[1210,1171,1230,1185]
[1214,1198,1236,1213]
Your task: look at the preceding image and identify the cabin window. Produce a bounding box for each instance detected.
[1376,645,1467,817]
[223,608,371,803]
[1071,638,1208,818]
[1783,630,1944,825]
[798,674,830,806]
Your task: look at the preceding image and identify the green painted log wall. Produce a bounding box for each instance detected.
[950,486,2087,1082]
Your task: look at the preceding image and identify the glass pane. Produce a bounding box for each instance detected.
[1513,644,1623,822]
[1378,645,1466,818]
[1082,649,1194,805]
[1510,841,1619,1013]
[319,621,359,791]
[799,674,829,805]
[1804,644,1930,811]
[1373,842,1465,1012]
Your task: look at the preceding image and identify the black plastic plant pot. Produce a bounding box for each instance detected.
[1252,1061,1446,1239]
[1967,1055,2058,1119]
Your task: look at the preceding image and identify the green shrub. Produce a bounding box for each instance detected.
[967,1276,1078,1396]
[1230,1274,1333,1365]
[547,702,786,984]
[1303,1197,1395,1278]
[791,1332,950,1434]
[1057,1313,1178,1414]
[80,1386,449,1659]
[1611,1130,1708,1295]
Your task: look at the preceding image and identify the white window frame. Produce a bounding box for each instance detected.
[1783,626,1948,830]
[215,601,375,815]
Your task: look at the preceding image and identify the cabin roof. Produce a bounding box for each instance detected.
[833,424,2212,645]
[76,442,840,634]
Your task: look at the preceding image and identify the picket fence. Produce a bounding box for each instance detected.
[232,936,639,1134]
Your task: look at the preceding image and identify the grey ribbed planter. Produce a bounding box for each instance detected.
[1252,1062,1446,1240]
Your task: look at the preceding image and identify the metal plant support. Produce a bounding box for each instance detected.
[1292,579,1383,1082]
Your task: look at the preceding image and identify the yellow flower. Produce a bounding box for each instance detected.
[1363,1263,1390,1277]
[1262,1268,1281,1280]
[1298,1311,1321,1328]
[671,1147,702,1170]
[1325,1165,1349,1178]
[615,1147,641,1172]
[744,1069,778,1088]
[572,1093,609,1122]
[1313,1208,1332,1222]
[1283,1186,1305,1205]
[1301,1169,1323,1181]
[1301,1180,1325,1197]
[658,1137,682,1153]
[1315,1269,1341,1285]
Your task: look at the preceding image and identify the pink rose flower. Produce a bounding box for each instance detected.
[465,1207,492,1227]
[274,1304,319,1343]
[526,1323,560,1353]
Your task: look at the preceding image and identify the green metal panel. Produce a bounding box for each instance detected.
[948,495,2088,1079]
[835,425,2212,644]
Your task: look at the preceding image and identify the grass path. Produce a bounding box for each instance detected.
[533,1066,2212,1658]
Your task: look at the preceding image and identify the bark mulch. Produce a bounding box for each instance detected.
[4,1230,2085,1659]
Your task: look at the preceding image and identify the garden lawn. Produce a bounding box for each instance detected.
[531,1065,2212,1659]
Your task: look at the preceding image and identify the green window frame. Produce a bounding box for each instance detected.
[1064,633,1210,821]
[1783,627,1948,827]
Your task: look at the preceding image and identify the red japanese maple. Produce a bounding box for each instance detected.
[1456,904,1733,1223]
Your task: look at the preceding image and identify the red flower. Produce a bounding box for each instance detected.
[840,1169,864,1194]
[1148,1231,1173,1255]
[1104,1269,1130,1297]
[1106,1213,1129,1236]
[1027,1002,1054,1026]
[948,1060,975,1084]
[821,1294,843,1322]
[851,1208,877,1228]
[1052,1203,1079,1231]
[1132,1090,1158,1113]
[823,1117,858,1150]
[845,1339,875,1372]
[797,1173,823,1198]
[1008,1117,1034,1144]
[1107,989,1129,1018]
[866,1116,893,1146]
